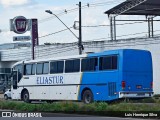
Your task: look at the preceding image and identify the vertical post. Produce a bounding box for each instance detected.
[151,17,154,37]
[110,17,113,40]
[79,1,82,55]
[31,19,39,60]
[148,17,154,38]
[148,18,151,38]
[110,16,116,41]
[113,16,116,40]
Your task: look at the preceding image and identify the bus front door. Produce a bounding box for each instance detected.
[12,71,18,89]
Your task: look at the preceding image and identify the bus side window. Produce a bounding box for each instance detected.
[65,60,73,73]
[73,59,80,72]
[90,58,98,71]
[36,63,43,74]
[65,59,80,73]
[50,61,64,74]
[112,56,118,69]
[81,58,97,72]
[99,55,118,70]
[57,61,64,73]
[50,62,57,74]
[81,59,89,72]
[32,64,36,75]
[43,62,49,74]
[24,64,32,75]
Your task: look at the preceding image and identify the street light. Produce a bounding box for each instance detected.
[45,10,83,55]
[45,10,79,40]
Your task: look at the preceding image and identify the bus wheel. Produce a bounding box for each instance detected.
[23,90,31,103]
[4,95,8,100]
[82,90,93,104]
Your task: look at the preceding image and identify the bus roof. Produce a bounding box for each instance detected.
[12,49,150,66]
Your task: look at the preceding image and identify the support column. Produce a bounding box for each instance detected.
[148,17,154,38]
[110,16,116,40]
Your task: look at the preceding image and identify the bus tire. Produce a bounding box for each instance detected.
[4,95,8,100]
[23,90,31,103]
[82,90,93,104]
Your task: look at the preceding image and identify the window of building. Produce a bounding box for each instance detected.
[81,58,98,72]
[43,62,49,74]
[50,61,64,74]
[99,55,118,70]
[36,63,43,74]
[65,59,80,73]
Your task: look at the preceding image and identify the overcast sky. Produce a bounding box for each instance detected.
[0,0,159,45]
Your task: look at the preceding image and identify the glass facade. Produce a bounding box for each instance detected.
[0,68,12,92]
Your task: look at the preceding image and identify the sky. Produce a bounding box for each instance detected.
[0,0,159,45]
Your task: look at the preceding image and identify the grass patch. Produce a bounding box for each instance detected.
[127,98,156,103]
[0,100,160,117]
[0,98,159,118]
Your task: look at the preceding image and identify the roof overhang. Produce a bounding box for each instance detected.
[105,0,160,16]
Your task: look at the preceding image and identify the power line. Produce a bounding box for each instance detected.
[82,29,160,42]
[39,21,148,39]
[39,27,73,38]
[39,1,123,24]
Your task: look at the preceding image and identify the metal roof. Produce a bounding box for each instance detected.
[105,0,160,16]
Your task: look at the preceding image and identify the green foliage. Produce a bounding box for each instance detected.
[0,100,160,114]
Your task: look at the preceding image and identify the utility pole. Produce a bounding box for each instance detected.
[78,1,82,55]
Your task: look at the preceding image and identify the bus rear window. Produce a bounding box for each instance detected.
[99,56,118,70]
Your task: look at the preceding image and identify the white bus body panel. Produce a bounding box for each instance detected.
[13,73,82,100]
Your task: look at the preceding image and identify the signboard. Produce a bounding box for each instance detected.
[10,16,39,60]
[10,16,30,34]
[31,19,39,47]
[13,36,31,41]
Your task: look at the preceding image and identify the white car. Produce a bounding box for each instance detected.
[4,89,11,100]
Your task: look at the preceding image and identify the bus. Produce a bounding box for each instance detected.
[10,49,153,103]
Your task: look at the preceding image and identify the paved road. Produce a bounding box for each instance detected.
[0,117,147,120]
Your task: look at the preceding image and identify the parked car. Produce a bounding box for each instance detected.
[4,89,11,100]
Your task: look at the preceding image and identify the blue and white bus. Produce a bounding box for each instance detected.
[10,49,153,103]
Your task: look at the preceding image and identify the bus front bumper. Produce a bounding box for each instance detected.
[119,91,154,98]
